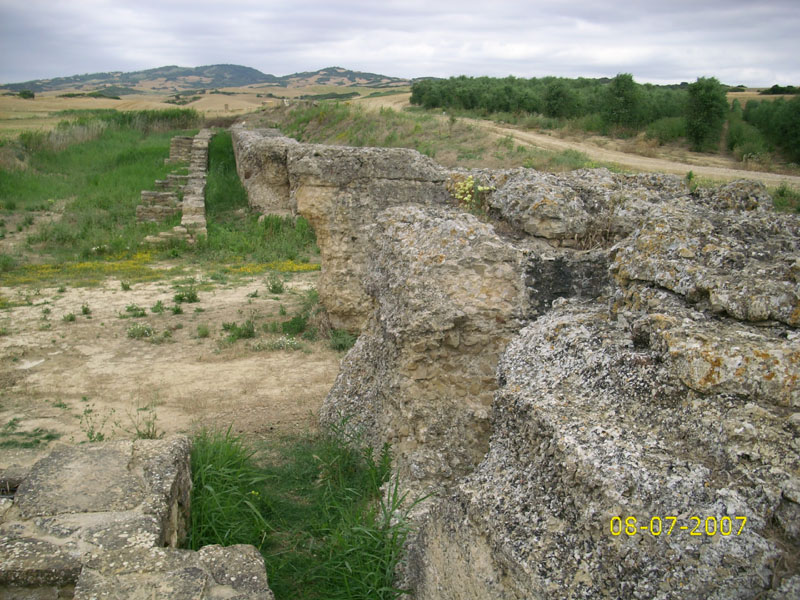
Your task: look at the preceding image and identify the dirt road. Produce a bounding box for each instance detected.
[357,93,800,189]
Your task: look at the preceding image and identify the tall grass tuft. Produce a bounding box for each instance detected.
[188,427,271,551]
[188,425,420,599]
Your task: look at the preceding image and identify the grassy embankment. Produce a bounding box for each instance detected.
[0,110,319,285]
[270,101,599,172]
[266,100,800,211]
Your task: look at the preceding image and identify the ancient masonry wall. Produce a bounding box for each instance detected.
[232,128,800,599]
[137,129,213,245]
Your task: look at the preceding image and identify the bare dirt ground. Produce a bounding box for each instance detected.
[355,93,800,189]
[0,270,342,471]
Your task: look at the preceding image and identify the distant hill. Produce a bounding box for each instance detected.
[0,64,411,92]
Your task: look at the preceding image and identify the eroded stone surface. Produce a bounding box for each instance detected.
[233,128,799,597]
[289,144,450,331]
[321,204,527,491]
[0,437,192,590]
[409,299,799,599]
[231,127,298,215]
[73,545,274,600]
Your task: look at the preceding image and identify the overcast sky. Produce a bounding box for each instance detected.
[1,0,798,86]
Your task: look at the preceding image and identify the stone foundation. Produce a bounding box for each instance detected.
[0,437,274,599]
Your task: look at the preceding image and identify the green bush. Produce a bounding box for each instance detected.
[18,90,34,99]
[281,314,308,336]
[173,285,199,303]
[222,320,256,342]
[645,116,686,145]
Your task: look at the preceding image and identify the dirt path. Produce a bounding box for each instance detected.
[0,270,341,471]
[356,94,800,189]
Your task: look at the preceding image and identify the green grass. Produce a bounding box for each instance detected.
[329,329,357,352]
[221,319,256,342]
[188,428,271,550]
[772,183,800,212]
[2,127,191,260]
[188,426,418,599]
[198,131,319,263]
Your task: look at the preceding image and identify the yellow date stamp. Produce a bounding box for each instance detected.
[609,516,747,537]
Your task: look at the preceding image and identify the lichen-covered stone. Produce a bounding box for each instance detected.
[0,437,192,590]
[612,193,800,327]
[487,168,688,247]
[231,127,298,216]
[409,299,799,599]
[73,545,274,599]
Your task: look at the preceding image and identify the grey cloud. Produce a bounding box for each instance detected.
[0,0,798,85]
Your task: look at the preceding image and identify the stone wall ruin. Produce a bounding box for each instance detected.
[232,129,799,599]
[137,129,212,245]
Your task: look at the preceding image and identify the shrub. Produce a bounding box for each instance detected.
[127,322,154,339]
[645,117,686,145]
[0,254,16,273]
[267,273,284,294]
[173,285,199,303]
[281,314,308,336]
[19,90,34,99]
[222,320,256,342]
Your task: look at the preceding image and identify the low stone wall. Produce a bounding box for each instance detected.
[139,129,212,246]
[165,136,194,164]
[0,437,274,599]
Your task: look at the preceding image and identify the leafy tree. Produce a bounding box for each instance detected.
[19,90,34,99]
[543,80,579,118]
[602,73,644,129]
[686,77,727,151]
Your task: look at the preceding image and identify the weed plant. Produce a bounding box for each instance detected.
[127,322,154,339]
[0,418,61,449]
[222,320,256,342]
[329,329,357,352]
[173,285,199,303]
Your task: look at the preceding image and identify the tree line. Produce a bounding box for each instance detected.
[410,74,800,161]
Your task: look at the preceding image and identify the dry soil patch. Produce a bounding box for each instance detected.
[0,270,341,471]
